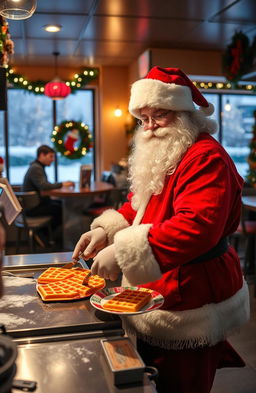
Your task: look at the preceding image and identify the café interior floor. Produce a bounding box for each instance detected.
[4,241,256,392]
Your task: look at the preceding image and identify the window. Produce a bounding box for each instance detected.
[204,92,256,178]
[221,94,256,179]
[56,90,95,182]
[8,90,52,183]
[2,88,95,184]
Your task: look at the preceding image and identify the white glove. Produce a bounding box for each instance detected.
[91,244,120,281]
[72,227,107,260]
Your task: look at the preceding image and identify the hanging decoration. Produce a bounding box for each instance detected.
[246,110,256,187]
[0,16,14,66]
[44,52,71,100]
[6,64,99,95]
[222,31,255,84]
[51,120,93,160]
[0,0,37,20]
[5,64,254,94]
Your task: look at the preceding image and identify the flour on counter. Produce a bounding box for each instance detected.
[74,346,94,364]
[3,276,35,287]
[0,294,35,308]
[0,313,36,328]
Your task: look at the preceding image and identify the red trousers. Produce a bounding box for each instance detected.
[137,339,245,393]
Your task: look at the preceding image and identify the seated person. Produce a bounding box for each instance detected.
[22,145,74,234]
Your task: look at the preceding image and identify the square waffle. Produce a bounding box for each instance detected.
[37,267,105,302]
[37,267,74,284]
[103,289,152,312]
[37,282,80,301]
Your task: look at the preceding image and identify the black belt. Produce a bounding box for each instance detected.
[187,237,229,265]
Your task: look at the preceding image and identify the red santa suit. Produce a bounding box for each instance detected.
[92,132,249,348]
[90,67,249,392]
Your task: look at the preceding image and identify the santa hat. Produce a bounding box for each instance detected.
[129,66,214,118]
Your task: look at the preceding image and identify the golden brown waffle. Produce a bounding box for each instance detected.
[37,267,74,284]
[37,282,80,301]
[103,289,152,312]
[37,267,105,302]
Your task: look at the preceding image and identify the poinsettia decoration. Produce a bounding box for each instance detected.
[223,31,254,84]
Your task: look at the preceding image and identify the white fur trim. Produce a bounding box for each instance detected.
[114,224,162,285]
[200,102,215,116]
[129,79,195,118]
[91,209,129,244]
[122,278,250,350]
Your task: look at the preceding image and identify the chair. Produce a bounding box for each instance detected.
[82,171,128,221]
[14,191,53,253]
[83,187,128,220]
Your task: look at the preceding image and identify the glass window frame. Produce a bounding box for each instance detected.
[0,86,97,184]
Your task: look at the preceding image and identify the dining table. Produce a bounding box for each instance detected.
[242,196,256,212]
[42,181,114,251]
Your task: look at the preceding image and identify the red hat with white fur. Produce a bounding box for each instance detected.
[129,66,214,118]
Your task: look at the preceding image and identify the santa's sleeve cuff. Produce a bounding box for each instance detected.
[91,209,130,244]
[114,224,162,285]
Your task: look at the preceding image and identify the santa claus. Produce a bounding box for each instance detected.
[64,129,79,152]
[73,67,249,393]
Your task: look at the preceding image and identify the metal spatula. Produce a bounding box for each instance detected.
[63,252,84,269]
[82,270,92,285]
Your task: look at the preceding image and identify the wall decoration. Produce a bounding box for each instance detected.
[51,120,93,160]
[0,16,14,67]
[6,65,99,95]
[223,31,255,84]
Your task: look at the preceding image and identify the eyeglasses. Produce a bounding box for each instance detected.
[137,110,172,127]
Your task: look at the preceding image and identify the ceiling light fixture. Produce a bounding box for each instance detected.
[43,24,62,33]
[0,0,37,20]
[44,52,71,100]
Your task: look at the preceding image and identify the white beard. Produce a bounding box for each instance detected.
[128,112,203,211]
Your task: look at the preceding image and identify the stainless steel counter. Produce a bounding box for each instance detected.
[1,254,122,340]
[3,251,73,267]
[1,252,157,393]
[13,337,157,393]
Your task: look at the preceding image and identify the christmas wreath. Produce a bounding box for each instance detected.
[51,120,93,160]
[222,31,254,84]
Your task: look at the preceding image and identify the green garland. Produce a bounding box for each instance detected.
[6,65,99,95]
[0,16,14,67]
[223,31,254,84]
[51,120,93,160]
[4,64,255,94]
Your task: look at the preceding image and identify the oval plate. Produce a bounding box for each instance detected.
[90,286,164,315]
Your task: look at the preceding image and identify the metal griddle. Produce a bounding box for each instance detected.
[12,337,157,393]
[1,263,123,342]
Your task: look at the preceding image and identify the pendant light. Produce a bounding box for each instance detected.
[0,0,37,20]
[44,52,71,100]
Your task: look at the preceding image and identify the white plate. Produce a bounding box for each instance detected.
[90,286,164,315]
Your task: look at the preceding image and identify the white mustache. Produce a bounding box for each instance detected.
[141,127,173,139]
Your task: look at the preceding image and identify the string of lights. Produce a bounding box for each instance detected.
[5,65,99,94]
[5,65,255,94]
